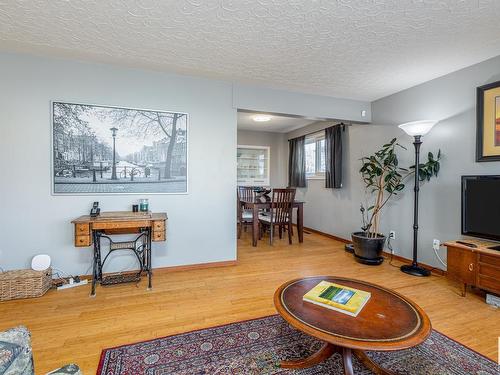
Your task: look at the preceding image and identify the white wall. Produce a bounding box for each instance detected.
[287,55,500,269]
[237,130,288,188]
[0,52,237,275]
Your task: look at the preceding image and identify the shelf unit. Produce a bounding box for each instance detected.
[237,145,270,186]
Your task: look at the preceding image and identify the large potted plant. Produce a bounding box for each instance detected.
[352,138,441,265]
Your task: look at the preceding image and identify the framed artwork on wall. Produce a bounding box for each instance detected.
[52,101,188,194]
[476,80,500,162]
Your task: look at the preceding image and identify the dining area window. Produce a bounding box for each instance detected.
[305,132,326,179]
[289,123,344,189]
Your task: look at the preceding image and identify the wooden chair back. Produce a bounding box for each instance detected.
[237,186,255,203]
[270,188,296,224]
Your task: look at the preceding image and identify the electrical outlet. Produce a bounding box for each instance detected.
[433,239,440,251]
[389,231,396,239]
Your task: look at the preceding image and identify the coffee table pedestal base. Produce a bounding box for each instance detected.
[280,342,395,375]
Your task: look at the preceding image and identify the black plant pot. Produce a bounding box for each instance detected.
[351,231,386,265]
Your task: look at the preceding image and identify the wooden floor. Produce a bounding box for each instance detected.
[0,230,498,374]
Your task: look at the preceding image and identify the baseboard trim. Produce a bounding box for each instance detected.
[77,260,237,279]
[303,227,446,276]
[302,226,351,244]
[382,252,446,276]
[154,260,238,273]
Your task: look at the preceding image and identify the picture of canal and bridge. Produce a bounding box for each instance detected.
[52,102,188,194]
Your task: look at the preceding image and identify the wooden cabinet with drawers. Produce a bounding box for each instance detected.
[445,241,500,296]
[71,211,167,247]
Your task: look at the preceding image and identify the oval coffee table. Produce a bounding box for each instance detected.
[274,276,431,375]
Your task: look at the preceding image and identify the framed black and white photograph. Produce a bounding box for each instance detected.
[52,102,188,194]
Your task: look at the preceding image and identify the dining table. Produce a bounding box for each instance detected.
[239,198,304,247]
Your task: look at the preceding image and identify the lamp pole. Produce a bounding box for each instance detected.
[110,127,118,180]
[398,120,437,277]
[400,135,430,277]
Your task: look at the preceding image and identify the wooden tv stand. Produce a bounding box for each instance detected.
[445,240,500,297]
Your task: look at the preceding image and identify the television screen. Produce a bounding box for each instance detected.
[462,175,500,241]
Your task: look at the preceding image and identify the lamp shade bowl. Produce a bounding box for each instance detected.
[398,120,437,137]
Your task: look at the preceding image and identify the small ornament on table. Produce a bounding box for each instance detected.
[139,198,149,212]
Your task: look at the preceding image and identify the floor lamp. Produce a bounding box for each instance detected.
[398,120,438,277]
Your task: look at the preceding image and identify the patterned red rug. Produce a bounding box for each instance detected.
[97,315,498,374]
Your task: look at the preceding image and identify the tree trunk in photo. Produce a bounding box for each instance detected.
[90,139,94,164]
[82,137,87,163]
[163,113,179,179]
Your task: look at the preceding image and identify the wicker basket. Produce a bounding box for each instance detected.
[0,268,52,301]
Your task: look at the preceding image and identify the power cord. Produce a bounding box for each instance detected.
[386,236,400,268]
[386,236,446,276]
[52,267,77,286]
[433,245,447,268]
[430,246,446,276]
[52,267,74,278]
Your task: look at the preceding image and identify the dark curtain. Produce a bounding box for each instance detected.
[325,124,343,188]
[288,136,306,188]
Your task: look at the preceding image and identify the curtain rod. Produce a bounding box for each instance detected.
[289,122,349,140]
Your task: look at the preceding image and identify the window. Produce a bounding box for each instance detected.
[305,131,325,179]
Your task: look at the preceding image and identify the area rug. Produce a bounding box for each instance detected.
[97,315,498,374]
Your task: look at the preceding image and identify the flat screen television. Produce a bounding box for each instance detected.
[462,175,500,241]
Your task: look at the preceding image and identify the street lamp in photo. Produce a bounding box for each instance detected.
[110,127,118,180]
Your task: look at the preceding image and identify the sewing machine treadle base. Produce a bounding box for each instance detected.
[71,211,167,296]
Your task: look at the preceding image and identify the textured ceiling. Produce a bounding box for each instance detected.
[237,111,315,133]
[1,1,500,100]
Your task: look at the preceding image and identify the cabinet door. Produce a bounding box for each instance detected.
[447,246,476,284]
[237,145,270,186]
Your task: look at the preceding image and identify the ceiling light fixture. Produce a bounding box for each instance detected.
[252,114,272,122]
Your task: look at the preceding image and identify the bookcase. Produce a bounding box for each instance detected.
[237,145,270,186]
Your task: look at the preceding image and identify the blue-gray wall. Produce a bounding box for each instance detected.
[0,52,370,274]
[0,52,237,274]
[289,55,500,268]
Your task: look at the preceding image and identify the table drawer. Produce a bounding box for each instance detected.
[477,263,500,279]
[153,220,165,232]
[477,275,500,294]
[152,230,165,241]
[75,223,90,235]
[92,220,151,230]
[75,235,91,247]
[478,253,500,268]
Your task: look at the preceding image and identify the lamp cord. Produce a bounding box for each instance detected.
[386,237,400,269]
[386,236,445,275]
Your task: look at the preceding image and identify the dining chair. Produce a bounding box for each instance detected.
[237,186,255,239]
[283,186,295,236]
[259,188,296,245]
